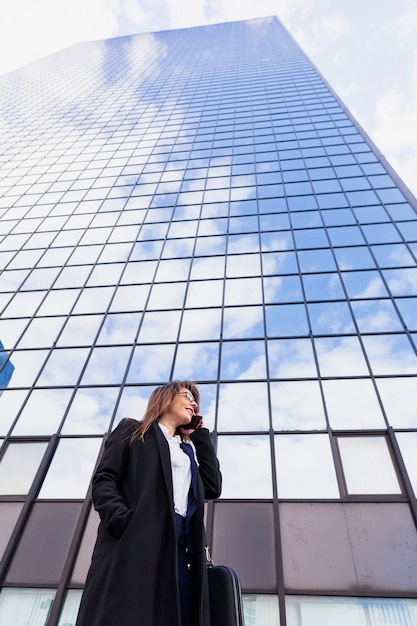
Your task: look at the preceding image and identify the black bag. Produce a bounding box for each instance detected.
[207,564,245,626]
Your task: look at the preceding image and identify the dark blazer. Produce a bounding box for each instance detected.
[75,419,222,626]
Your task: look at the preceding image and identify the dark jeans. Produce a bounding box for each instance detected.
[175,513,196,626]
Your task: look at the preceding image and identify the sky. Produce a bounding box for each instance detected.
[1,0,417,200]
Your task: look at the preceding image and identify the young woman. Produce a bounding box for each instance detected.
[75,380,222,626]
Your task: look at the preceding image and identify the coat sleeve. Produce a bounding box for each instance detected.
[92,418,136,538]
[190,428,222,500]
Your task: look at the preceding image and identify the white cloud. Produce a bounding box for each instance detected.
[0,0,121,75]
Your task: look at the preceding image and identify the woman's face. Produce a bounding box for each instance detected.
[165,387,198,428]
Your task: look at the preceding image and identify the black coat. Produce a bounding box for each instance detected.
[75,419,222,626]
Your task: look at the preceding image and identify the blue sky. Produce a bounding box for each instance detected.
[1,0,417,198]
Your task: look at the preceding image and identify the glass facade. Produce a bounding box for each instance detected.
[0,16,417,626]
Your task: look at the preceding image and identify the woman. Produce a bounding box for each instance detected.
[75,380,222,626]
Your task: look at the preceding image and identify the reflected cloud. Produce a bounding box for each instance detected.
[62,387,118,434]
[217,435,272,499]
[173,343,219,381]
[38,437,102,499]
[11,389,73,436]
[217,382,269,432]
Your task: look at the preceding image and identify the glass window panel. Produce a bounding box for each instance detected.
[96,312,141,345]
[266,304,309,336]
[179,309,222,340]
[341,270,388,298]
[100,241,133,263]
[327,226,365,246]
[72,286,114,314]
[37,289,80,315]
[172,342,219,381]
[136,310,181,343]
[362,334,417,375]
[226,253,261,277]
[16,317,64,349]
[0,319,27,349]
[217,382,269,431]
[268,338,317,378]
[298,249,336,273]
[376,377,417,428]
[12,389,73,436]
[0,588,56,626]
[62,387,117,434]
[0,390,28,436]
[0,442,48,494]
[217,435,272,498]
[290,210,322,228]
[194,234,227,256]
[126,344,176,383]
[222,305,264,339]
[243,595,280,625]
[37,348,89,386]
[147,282,187,310]
[395,297,417,330]
[228,233,259,254]
[396,433,417,498]
[190,256,225,279]
[315,336,369,376]
[321,208,356,226]
[286,596,417,626]
[293,228,328,249]
[70,508,100,584]
[81,346,131,385]
[322,379,385,429]
[0,269,30,291]
[270,381,325,430]
[113,385,153,426]
[363,223,402,244]
[5,350,49,387]
[220,340,266,380]
[262,250,298,275]
[109,284,150,312]
[155,258,191,282]
[58,590,83,623]
[351,299,403,332]
[224,277,262,305]
[302,272,344,301]
[333,246,376,270]
[53,265,92,288]
[38,438,102,498]
[6,502,82,584]
[161,238,194,258]
[383,268,417,296]
[20,267,61,290]
[338,436,401,494]
[263,275,304,303]
[120,260,157,284]
[260,231,294,252]
[198,217,228,236]
[0,502,24,561]
[212,503,277,590]
[371,243,415,268]
[87,263,124,286]
[2,291,46,317]
[308,301,355,334]
[259,213,290,231]
[275,434,339,498]
[68,244,103,265]
[56,314,103,346]
[186,280,223,308]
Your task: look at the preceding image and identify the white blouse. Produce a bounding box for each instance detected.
[158,423,192,517]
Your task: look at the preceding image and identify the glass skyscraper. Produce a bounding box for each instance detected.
[1,15,417,626]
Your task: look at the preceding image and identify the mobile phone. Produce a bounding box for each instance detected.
[188,413,202,429]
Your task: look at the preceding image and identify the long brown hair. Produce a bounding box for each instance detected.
[129,380,200,443]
